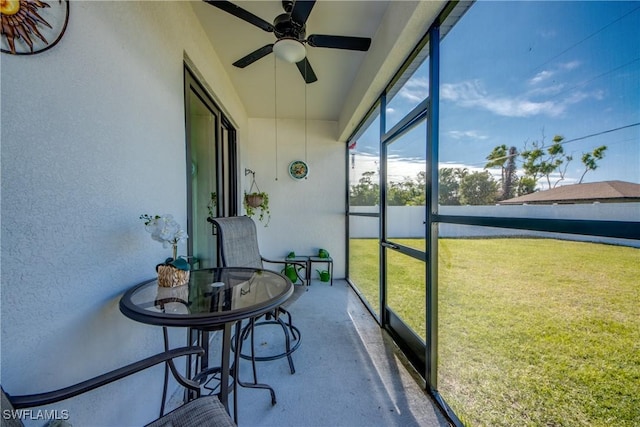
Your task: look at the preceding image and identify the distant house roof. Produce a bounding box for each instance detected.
[499,180,640,205]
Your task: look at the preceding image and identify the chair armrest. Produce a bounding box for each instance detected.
[9,346,204,409]
[261,258,305,269]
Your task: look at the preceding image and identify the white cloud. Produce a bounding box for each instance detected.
[540,29,557,39]
[442,80,566,117]
[397,77,429,103]
[447,130,488,140]
[438,162,484,173]
[468,60,588,116]
[442,77,602,119]
[564,90,590,104]
[352,157,581,192]
[561,60,581,71]
[527,83,566,96]
[529,70,554,85]
[349,153,425,185]
[529,61,581,86]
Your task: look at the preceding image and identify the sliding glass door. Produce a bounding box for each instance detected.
[184,68,237,268]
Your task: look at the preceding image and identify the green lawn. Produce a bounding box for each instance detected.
[349,237,640,427]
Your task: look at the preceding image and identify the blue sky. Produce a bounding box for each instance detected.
[351,1,639,189]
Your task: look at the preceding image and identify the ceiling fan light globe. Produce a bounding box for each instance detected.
[273,39,306,63]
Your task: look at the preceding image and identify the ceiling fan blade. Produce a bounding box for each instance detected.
[296,57,318,84]
[307,34,371,51]
[290,0,316,25]
[203,0,274,33]
[233,44,274,68]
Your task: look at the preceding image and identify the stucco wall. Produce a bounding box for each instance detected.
[246,118,346,278]
[1,2,247,425]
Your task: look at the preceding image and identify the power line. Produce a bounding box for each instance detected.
[560,122,640,146]
[462,123,640,167]
[546,58,640,101]
[533,5,640,73]
[353,123,639,169]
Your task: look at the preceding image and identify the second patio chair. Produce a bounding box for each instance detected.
[2,347,235,427]
[207,216,303,391]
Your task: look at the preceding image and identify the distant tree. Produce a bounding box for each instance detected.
[411,171,427,206]
[387,180,412,206]
[503,146,518,199]
[459,171,499,205]
[388,171,426,206]
[516,176,537,197]
[485,144,509,182]
[439,167,467,205]
[546,135,573,187]
[520,143,544,185]
[520,134,572,190]
[350,171,379,206]
[579,145,607,183]
[485,145,518,200]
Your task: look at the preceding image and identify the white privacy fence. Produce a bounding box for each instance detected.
[350,203,640,248]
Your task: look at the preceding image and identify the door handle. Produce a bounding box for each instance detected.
[381,242,399,250]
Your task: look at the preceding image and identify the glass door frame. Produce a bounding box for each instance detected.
[380,86,431,376]
[346,20,442,384]
[184,66,238,263]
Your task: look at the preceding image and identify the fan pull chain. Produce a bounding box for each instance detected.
[274,57,279,181]
[304,64,308,175]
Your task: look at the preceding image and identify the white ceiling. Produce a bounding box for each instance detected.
[191,0,449,141]
[191,0,390,121]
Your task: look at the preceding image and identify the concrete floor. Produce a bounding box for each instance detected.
[215,280,452,427]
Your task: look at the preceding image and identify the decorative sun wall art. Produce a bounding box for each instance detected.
[1,0,69,55]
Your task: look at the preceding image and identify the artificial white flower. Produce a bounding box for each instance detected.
[140,214,188,257]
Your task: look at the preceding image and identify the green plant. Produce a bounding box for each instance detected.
[243,191,270,226]
[244,170,270,226]
[207,192,217,218]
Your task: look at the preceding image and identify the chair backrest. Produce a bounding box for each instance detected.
[210,217,263,269]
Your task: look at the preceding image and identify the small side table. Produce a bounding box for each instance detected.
[284,256,310,285]
[309,256,333,286]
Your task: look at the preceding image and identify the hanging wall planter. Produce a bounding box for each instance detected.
[245,193,264,208]
[244,169,270,226]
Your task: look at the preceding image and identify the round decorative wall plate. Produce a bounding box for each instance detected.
[288,160,309,180]
[1,0,70,55]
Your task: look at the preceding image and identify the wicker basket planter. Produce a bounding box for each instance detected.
[157,264,190,287]
[243,191,270,226]
[245,193,264,208]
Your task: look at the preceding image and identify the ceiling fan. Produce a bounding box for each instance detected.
[204,0,372,84]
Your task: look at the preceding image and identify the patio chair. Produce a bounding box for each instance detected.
[207,216,302,388]
[1,346,236,427]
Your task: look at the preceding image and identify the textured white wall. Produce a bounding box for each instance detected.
[1,2,247,425]
[246,118,346,278]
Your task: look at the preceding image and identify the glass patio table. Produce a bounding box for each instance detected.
[119,267,293,419]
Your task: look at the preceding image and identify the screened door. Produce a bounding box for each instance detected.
[382,117,428,370]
